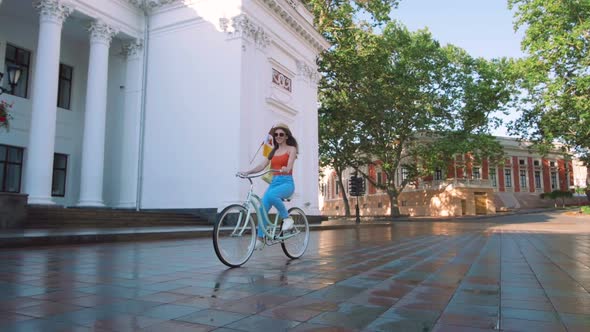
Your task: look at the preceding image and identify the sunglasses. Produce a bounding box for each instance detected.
[274,132,286,137]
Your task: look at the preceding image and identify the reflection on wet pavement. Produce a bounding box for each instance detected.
[1,213,590,331]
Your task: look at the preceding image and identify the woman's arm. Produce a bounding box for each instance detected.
[281,146,297,173]
[241,158,270,175]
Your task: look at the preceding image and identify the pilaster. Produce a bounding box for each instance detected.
[117,39,144,208]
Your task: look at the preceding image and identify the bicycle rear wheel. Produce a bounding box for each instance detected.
[213,204,256,267]
[281,207,309,259]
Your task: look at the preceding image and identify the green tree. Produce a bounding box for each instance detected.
[541,190,573,208]
[508,0,590,160]
[319,105,358,216]
[303,0,400,41]
[305,0,401,215]
[349,23,510,216]
[306,1,511,217]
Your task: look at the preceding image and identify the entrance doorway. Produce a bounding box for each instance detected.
[474,192,487,215]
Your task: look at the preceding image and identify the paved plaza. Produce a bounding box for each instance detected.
[1,212,590,331]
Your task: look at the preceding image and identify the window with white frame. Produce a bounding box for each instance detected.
[505,168,512,188]
[401,167,409,182]
[550,171,557,190]
[534,170,542,189]
[57,64,73,109]
[489,167,497,187]
[4,44,31,98]
[377,171,382,186]
[52,153,68,197]
[520,170,527,188]
[0,144,23,193]
[434,168,443,180]
[473,167,481,180]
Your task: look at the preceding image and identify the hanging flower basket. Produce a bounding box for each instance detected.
[0,100,13,131]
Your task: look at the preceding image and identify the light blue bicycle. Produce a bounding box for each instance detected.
[212,169,310,267]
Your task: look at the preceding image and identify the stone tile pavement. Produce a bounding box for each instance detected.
[0,211,589,331]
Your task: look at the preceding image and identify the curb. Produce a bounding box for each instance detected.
[0,209,568,248]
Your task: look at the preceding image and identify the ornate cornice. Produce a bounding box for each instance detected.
[89,21,118,44]
[126,0,184,10]
[220,14,271,49]
[122,39,144,58]
[35,0,74,23]
[285,0,298,9]
[259,0,329,52]
[296,60,320,83]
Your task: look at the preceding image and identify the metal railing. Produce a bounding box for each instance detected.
[414,178,492,190]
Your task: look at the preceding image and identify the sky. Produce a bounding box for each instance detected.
[390,0,526,137]
[391,0,525,60]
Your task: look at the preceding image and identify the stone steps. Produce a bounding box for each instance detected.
[25,206,210,228]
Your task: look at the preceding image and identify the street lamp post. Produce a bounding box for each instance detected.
[0,64,23,95]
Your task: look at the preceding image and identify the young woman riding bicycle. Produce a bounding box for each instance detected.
[239,123,298,250]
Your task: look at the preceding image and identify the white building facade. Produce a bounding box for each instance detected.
[0,0,327,218]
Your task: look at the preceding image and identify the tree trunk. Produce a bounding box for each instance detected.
[336,170,351,217]
[387,192,400,217]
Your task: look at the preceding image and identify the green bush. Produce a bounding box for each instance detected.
[540,190,573,208]
[581,206,590,215]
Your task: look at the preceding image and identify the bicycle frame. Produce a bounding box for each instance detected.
[238,171,300,244]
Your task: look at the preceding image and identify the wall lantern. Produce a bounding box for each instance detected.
[0,64,22,95]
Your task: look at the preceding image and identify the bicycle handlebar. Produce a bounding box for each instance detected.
[236,169,279,179]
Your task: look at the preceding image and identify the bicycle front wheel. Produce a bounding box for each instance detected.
[213,204,256,268]
[281,207,309,259]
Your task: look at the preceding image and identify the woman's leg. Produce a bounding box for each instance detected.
[260,176,294,237]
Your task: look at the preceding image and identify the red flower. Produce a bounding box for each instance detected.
[0,116,6,123]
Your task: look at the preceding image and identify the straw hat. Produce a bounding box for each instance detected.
[273,122,290,131]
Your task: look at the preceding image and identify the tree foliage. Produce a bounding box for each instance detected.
[508,0,590,163]
[306,0,401,217]
[348,23,511,216]
[303,0,399,42]
[307,1,513,216]
[540,189,573,208]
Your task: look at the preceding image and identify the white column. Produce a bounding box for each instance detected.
[24,0,72,205]
[77,21,117,207]
[295,60,321,215]
[117,40,143,208]
[308,75,321,215]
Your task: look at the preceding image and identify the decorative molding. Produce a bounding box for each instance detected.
[121,39,144,57]
[266,97,298,116]
[89,21,118,44]
[126,0,142,8]
[285,0,297,9]
[295,60,320,82]
[220,14,271,49]
[272,68,292,92]
[35,0,74,23]
[259,0,329,52]
[126,0,185,10]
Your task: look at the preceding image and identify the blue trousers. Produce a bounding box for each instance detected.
[259,175,294,237]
